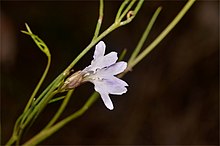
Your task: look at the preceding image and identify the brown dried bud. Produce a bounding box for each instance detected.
[126,11,134,19]
[60,71,83,90]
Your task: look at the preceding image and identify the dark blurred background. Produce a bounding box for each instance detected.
[1,0,219,145]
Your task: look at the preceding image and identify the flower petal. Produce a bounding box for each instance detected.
[90,52,118,72]
[103,77,128,95]
[109,76,128,87]
[93,81,114,110]
[93,41,105,59]
[92,77,128,95]
[96,61,127,77]
[102,52,118,66]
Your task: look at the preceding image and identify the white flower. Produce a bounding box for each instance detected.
[82,41,128,110]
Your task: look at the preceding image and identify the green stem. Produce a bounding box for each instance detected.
[34,74,63,105]
[44,89,74,129]
[23,92,99,146]
[133,0,144,15]
[23,56,51,114]
[118,0,144,26]
[15,91,57,145]
[20,75,62,130]
[115,0,130,22]
[128,7,162,64]
[92,0,104,41]
[5,135,17,146]
[119,49,127,61]
[65,0,144,73]
[118,0,136,22]
[65,23,118,72]
[6,58,53,145]
[22,44,132,145]
[22,91,58,129]
[48,96,65,104]
[8,1,146,145]
[130,0,196,68]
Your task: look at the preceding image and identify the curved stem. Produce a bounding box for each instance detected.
[44,89,74,129]
[130,0,196,68]
[23,39,51,114]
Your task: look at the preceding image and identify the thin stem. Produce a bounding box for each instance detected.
[24,91,58,128]
[22,23,50,56]
[22,45,131,145]
[92,0,104,41]
[118,0,136,22]
[131,0,196,68]
[65,23,118,72]
[22,23,51,114]
[48,96,65,104]
[6,105,36,146]
[133,0,144,15]
[23,92,99,146]
[17,1,146,144]
[12,66,58,145]
[8,1,146,145]
[19,75,62,130]
[115,0,130,22]
[65,0,144,73]
[119,49,127,61]
[128,7,162,64]
[5,135,17,146]
[44,89,74,129]
[7,58,52,145]
[118,0,144,26]
[34,74,63,105]
[15,91,57,145]
[23,57,51,114]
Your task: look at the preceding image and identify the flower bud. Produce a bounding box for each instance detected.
[60,71,83,90]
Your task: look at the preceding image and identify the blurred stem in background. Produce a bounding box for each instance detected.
[6,0,196,145]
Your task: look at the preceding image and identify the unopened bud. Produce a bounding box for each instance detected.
[60,71,83,90]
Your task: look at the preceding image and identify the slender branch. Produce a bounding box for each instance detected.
[115,0,130,22]
[64,23,117,73]
[15,90,58,145]
[92,0,104,40]
[119,0,144,26]
[65,1,144,73]
[23,92,99,146]
[119,49,127,61]
[48,96,65,104]
[130,0,196,68]
[128,7,162,64]
[44,89,74,129]
[23,57,51,113]
[22,24,51,114]
[118,0,136,22]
